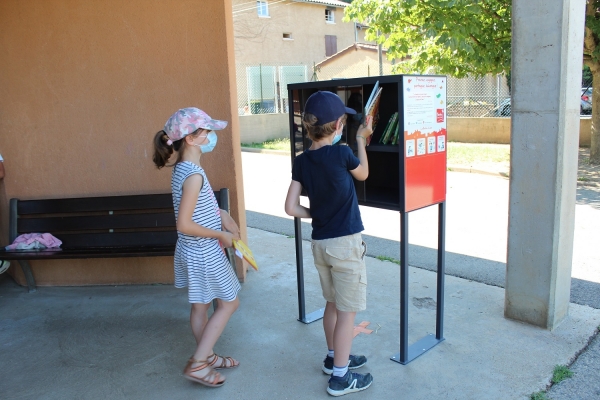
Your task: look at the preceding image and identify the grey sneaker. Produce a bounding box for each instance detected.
[327,370,373,396]
[322,354,367,375]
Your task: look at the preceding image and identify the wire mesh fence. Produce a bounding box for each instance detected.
[236,62,593,117]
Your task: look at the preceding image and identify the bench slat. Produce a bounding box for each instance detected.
[18,212,176,233]
[1,246,176,260]
[56,231,178,249]
[17,194,173,215]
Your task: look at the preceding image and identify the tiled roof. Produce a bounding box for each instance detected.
[293,0,351,7]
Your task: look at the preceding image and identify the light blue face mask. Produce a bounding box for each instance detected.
[332,123,343,145]
[195,131,218,153]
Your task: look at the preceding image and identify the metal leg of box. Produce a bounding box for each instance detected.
[294,217,324,324]
[391,204,445,364]
[436,202,446,340]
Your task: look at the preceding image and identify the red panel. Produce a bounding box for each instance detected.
[405,146,446,212]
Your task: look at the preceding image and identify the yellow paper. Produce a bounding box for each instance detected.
[232,239,258,271]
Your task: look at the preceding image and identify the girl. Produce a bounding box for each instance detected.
[152,107,241,388]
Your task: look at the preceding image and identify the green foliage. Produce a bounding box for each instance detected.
[376,255,400,264]
[585,2,600,65]
[344,0,511,78]
[241,138,290,151]
[551,365,574,384]
[530,392,548,400]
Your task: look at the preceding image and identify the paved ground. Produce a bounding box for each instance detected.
[240,148,600,399]
[1,227,599,400]
[0,147,598,399]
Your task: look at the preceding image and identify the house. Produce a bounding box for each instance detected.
[313,42,395,81]
[232,0,373,118]
[232,0,369,66]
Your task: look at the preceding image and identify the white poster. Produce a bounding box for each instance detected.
[403,76,447,157]
[428,136,436,154]
[406,139,415,157]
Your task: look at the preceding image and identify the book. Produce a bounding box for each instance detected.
[378,115,394,144]
[380,112,398,145]
[391,122,400,145]
[232,239,258,271]
[363,82,382,145]
[364,81,380,115]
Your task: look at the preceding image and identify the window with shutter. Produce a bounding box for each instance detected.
[325,35,337,57]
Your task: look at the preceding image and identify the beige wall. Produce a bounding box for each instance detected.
[447,118,590,146]
[232,0,359,65]
[239,114,290,144]
[239,116,592,146]
[0,0,249,285]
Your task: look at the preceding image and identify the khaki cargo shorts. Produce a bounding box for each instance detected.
[311,233,367,312]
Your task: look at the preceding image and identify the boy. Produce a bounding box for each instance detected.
[284,91,373,396]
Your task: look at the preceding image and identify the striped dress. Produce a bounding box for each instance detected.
[171,161,241,303]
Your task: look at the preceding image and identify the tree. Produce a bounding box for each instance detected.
[345,0,600,164]
[584,2,600,163]
[345,0,511,77]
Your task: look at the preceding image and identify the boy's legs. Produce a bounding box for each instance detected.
[323,302,356,369]
[332,309,356,370]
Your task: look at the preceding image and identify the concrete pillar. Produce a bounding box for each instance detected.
[506,0,586,329]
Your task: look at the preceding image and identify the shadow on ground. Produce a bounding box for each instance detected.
[247,211,600,310]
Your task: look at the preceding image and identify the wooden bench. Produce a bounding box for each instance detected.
[0,189,235,292]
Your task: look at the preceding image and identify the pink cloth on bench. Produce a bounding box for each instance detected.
[6,233,62,250]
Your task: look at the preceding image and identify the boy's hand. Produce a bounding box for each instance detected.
[357,115,373,144]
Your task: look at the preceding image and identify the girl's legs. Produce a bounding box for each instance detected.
[190,303,209,345]
[186,297,239,382]
[191,297,239,362]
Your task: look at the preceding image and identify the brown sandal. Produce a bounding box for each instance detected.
[183,359,226,387]
[207,353,239,369]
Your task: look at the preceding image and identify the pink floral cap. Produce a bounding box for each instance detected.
[164,107,228,143]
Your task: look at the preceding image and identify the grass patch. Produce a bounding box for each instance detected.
[530,391,548,400]
[376,255,400,264]
[447,142,510,165]
[243,139,511,166]
[241,138,290,151]
[578,176,590,182]
[551,365,573,384]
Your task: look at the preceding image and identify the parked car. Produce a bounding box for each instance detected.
[581,87,592,115]
[486,88,593,117]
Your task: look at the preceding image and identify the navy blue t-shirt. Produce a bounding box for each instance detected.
[291,145,364,240]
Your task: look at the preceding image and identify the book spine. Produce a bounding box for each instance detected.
[378,114,394,144]
[364,81,380,117]
[382,112,398,145]
[391,121,400,145]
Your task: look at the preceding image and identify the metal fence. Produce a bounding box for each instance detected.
[236,62,593,117]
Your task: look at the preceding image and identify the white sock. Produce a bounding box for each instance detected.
[328,349,334,358]
[332,365,348,378]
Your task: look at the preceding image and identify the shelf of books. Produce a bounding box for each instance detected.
[288,74,447,213]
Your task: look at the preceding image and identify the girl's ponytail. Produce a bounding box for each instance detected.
[152,130,173,169]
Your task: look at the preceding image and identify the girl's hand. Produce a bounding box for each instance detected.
[220,231,234,248]
[220,210,241,240]
[357,115,373,143]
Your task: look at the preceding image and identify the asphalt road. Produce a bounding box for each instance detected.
[241,151,600,310]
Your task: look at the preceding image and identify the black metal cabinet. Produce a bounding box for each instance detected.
[287,75,447,365]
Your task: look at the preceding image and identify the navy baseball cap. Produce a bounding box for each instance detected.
[304,91,357,126]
